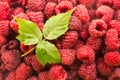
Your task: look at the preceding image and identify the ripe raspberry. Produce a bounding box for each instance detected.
[24,54,33,65]
[86,36,103,51]
[108,68,120,80]
[88,9,96,20]
[49,65,67,80]
[104,52,120,67]
[0,20,11,37]
[67,70,79,80]
[44,2,56,19]
[15,63,32,80]
[27,76,38,80]
[27,0,46,11]
[55,1,73,14]
[58,0,76,7]
[0,71,3,80]
[78,63,96,80]
[89,19,107,37]
[38,71,50,80]
[77,45,95,64]
[105,29,119,51]
[46,0,57,3]
[0,2,10,20]
[0,35,7,48]
[1,50,21,71]
[96,0,113,7]
[74,40,85,50]
[74,4,90,23]
[69,16,82,31]
[61,31,78,49]
[78,0,95,8]
[112,0,120,10]
[59,49,76,66]
[6,71,16,80]
[7,40,19,50]
[12,7,24,15]
[96,58,113,76]
[114,10,120,21]
[96,5,114,22]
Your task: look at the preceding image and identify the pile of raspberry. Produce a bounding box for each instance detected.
[0,0,120,80]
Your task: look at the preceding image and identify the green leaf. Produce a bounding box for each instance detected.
[36,40,61,66]
[15,17,42,45]
[43,8,75,40]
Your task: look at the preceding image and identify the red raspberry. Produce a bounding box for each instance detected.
[74,4,90,23]
[112,0,120,10]
[24,54,33,65]
[0,35,7,48]
[0,2,10,20]
[15,63,32,80]
[108,68,120,80]
[61,31,78,49]
[96,58,113,76]
[1,50,21,71]
[96,5,114,22]
[78,63,96,80]
[7,40,19,50]
[74,40,85,50]
[0,71,3,80]
[69,16,82,31]
[104,52,120,67]
[86,36,103,51]
[67,70,79,80]
[55,1,73,14]
[89,19,107,37]
[108,20,120,37]
[114,10,120,21]
[6,71,16,80]
[77,45,95,64]
[46,0,57,3]
[0,20,11,37]
[27,0,46,11]
[44,2,56,19]
[78,0,95,8]
[88,9,96,20]
[96,0,113,7]
[27,76,38,80]
[105,29,119,51]
[12,7,24,15]
[58,0,76,6]
[59,49,76,66]
[38,71,50,80]
[49,65,67,80]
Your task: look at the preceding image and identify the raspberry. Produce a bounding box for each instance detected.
[105,29,119,51]
[96,0,113,7]
[0,71,3,80]
[59,49,76,66]
[88,9,96,20]
[38,23,44,31]
[44,2,56,19]
[78,63,96,80]
[58,0,76,7]
[55,1,73,14]
[96,5,114,22]
[69,16,82,31]
[74,4,90,23]
[50,39,61,49]
[1,50,21,71]
[114,10,120,20]
[67,70,79,80]
[27,0,46,11]
[112,0,120,10]
[74,40,85,50]
[0,20,11,37]
[61,31,78,49]
[78,0,95,8]
[7,40,19,50]
[0,35,7,48]
[108,68,120,80]
[6,71,16,80]
[77,45,95,64]
[46,0,57,3]
[12,7,24,15]
[49,65,67,80]
[104,52,120,67]
[0,2,10,20]
[96,58,113,76]
[15,63,32,80]
[86,36,103,51]
[27,76,38,80]
[108,20,120,37]
[89,19,107,37]
[24,54,33,65]
[38,71,50,80]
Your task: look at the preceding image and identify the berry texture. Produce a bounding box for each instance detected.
[96,0,113,7]
[27,76,38,80]
[114,10,120,20]
[38,71,50,80]
[5,71,16,80]
[109,68,120,80]
[0,35,7,48]
[74,40,85,50]
[112,0,120,10]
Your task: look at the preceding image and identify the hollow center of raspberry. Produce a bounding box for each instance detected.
[81,57,89,60]
[96,24,103,31]
[60,8,68,13]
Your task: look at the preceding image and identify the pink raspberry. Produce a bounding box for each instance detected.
[55,1,73,14]
[112,0,120,10]
[58,0,76,6]
[0,2,10,20]
[27,0,46,11]
[86,36,103,51]
[61,31,78,49]
[114,10,120,20]
[105,29,119,51]
[44,2,56,19]
[74,4,90,23]
[96,58,113,76]
[104,51,120,67]
[74,40,85,50]
[15,63,32,80]
[77,45,95,64]
[49,65,67,80]
[96,5,114,22]
[96,0,113,7]
[46,0,57,3]
[89,19,107,37]
[12,7,24,15]
[38,71,50,80]
[69,16,82,31]
[78,63,96,80]
[5,71,16,80]
[27,76,38,80]
[0,35,7,48]
[7,40,19,50]
[59,49,76,66]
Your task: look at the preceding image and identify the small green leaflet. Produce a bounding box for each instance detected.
[36,41,61,66]
[43,8,75,40]
[15,18,42,45]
